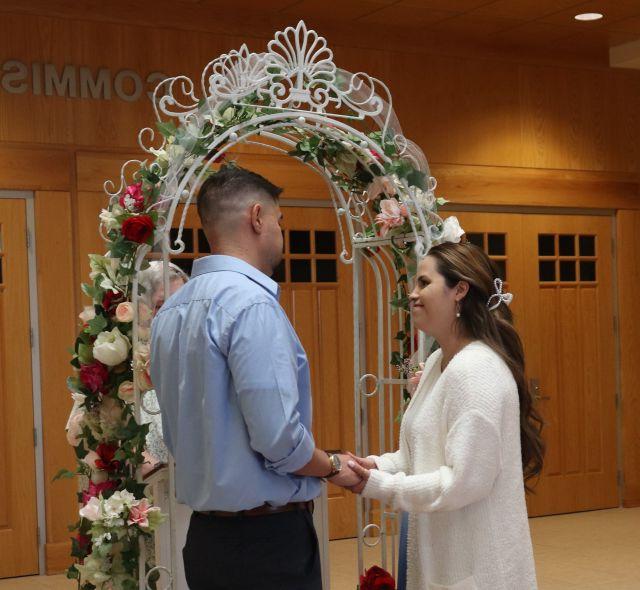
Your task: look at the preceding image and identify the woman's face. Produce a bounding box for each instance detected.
[409,255,460,339]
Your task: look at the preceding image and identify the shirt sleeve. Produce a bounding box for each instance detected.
[362,410,503,513]
[225,301,315,475]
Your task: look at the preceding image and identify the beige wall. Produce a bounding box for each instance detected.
[1,9,639,572]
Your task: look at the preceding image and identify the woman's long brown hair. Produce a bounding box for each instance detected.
[428,241,545,491]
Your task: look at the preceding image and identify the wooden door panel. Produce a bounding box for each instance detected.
[0,199,38,578]
[443,211,617,516]
[279,207,356,539]
[522,215,617,515]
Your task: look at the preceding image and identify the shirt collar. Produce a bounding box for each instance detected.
[191,255,280,299]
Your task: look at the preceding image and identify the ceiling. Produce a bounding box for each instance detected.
[4,0,640,67]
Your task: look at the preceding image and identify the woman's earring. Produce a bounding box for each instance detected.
[455,303,461,318]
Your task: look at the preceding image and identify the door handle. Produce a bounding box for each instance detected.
[530,378,551,401]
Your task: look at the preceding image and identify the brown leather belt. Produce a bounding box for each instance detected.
[196,500,314,518]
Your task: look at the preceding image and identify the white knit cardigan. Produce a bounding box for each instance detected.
[364,341,538,590]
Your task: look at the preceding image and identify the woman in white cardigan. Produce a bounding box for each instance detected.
[348,241,544,590]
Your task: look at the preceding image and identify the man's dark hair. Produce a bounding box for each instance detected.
[196,164,283,228]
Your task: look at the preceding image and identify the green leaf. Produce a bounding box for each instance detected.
[394,331,406,341]
[52,468,76,482]
[156,121,178,139]
[86,314,108,336]
[77,343,93,364]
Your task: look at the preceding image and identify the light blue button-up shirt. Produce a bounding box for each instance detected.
[150,255,321,511]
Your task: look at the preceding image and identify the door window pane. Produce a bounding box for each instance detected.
[316,259,337,282]
[560,260,576,282]
[466,233,484,249]
[579,235,596,257]
[487,233,506,256]
[289,231,311,254]
[539,260,556,282]
[538,234,555,256]
[315,231,336,254]
[272,260,286,283]
[290,259,311,282]
[559,234,575,256]
[493,259,507,281]
[580,260,596,282]
[198,229,211,254]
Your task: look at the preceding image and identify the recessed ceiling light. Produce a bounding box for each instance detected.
[574,12,604,21]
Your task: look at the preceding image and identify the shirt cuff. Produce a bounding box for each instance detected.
[264,426,315,475]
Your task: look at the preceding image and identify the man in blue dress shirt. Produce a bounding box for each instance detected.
[150,165,360,590]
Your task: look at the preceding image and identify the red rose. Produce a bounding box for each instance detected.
[360,566,395,590]
[81,479,119,504]
[79,361,109,393]
[102,290,125,313]
[121,215,154,244]
[95,442,121,473]
[76,533,92,556]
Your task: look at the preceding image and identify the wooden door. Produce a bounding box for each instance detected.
[168,205,356,539]
[0,199,39,578]
[278,207,356,539]
[520,214,618,515]
[445,211,618,515]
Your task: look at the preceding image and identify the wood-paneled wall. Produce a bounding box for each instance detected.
[1,8,640,572]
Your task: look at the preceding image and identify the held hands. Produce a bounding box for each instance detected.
[327,452,374,494]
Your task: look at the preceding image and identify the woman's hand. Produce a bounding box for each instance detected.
[347,455,372,494]
[347,452,377,470]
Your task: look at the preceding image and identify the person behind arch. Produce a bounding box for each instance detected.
[138,261,189,476]
[348,241,544,590]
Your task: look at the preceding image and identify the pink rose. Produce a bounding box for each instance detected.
[368,175,397,199]
[66,412,85,447]
[115,302,134,323]
[117,381,135,403]
[375,198,409,237]
[407,362,425,398]
[118,182,145,212]
[82,479,118,505]
[127,498,159,528]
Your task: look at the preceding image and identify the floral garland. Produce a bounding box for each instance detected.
[58,91,455,589]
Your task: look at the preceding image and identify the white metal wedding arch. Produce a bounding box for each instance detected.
[100,20,458,589]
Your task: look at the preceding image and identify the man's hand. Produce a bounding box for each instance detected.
[327,453,363,488]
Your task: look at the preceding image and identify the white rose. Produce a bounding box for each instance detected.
[115,302,135,323]
[78,306,95,324]
[117,381,135,403]
[79,496,102,522]
[434,216,465,246]
[66,411,85,447]
[92,327,130,366]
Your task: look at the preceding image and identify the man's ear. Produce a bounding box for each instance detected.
[455,280,470,301]
[250,202,263,234]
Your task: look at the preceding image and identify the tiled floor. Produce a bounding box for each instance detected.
[2,508,638,589]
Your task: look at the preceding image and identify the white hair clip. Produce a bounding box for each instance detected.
[487,278,513,311]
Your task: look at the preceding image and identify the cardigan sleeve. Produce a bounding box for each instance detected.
[362,410,503,512]
[370,448,410,475]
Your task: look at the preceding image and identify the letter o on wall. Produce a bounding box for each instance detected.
[114,69,142,102]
